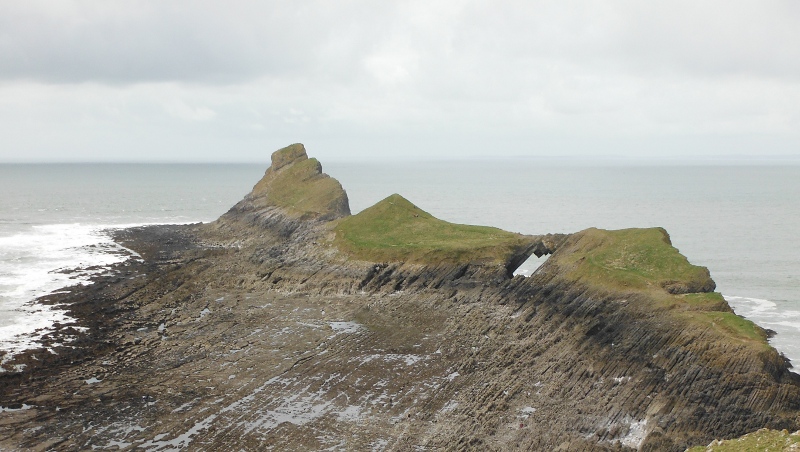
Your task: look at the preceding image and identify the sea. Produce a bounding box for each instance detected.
[1,161,798,370]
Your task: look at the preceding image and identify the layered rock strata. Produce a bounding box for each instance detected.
[0,144,798,451]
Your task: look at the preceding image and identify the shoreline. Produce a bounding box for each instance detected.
[0,221,206,363]
[0,223,200,416]
[0,225,156,374]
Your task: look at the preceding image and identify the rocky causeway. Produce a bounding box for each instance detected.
[1,144,799,451]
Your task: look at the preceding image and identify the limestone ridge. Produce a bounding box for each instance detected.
[2,144,799,451]
[220,144,562,275]
[221,143,351,230]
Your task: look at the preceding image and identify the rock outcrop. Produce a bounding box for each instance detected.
[0,145,798,451]
[220,143,350,228]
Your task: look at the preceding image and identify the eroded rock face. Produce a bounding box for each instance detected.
[661,272,716,294]
[268,142,308,171]
[225,143,351,224]
[1,146,798,451]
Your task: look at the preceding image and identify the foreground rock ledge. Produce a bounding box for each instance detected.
[1,144,798,452]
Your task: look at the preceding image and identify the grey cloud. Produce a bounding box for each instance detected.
[1,1,799,162]
[3,1,800,86]
[612,2,800,79]
[0,2,391,84]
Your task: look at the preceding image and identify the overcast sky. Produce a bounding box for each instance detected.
[1,1,799,162]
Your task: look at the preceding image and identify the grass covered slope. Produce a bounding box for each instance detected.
[556,227,715,294]
[334,194,536,266]
[551,227,770,346]
[247,143,350,220]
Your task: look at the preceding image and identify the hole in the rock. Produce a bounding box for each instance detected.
[513,254,549,277]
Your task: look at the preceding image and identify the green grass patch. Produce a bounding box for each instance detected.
[334,194,533,265]
[686,428,800,451]
[692,311,768,343]
[673,294,768,346]
[557,227,714,294]
[679,292,730,311]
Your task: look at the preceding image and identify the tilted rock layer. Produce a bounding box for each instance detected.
[0,145,798,451]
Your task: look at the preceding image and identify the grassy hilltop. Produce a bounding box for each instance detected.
[334,194,535,266]
[556,227,715,294]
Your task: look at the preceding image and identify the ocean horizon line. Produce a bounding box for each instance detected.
[1,154,800,166]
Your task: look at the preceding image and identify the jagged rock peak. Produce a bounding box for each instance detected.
[232,143,351,221]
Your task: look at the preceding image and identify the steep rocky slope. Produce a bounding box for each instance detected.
[0,144,798,451]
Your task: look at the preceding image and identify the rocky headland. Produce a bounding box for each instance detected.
[1,144,799,451]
